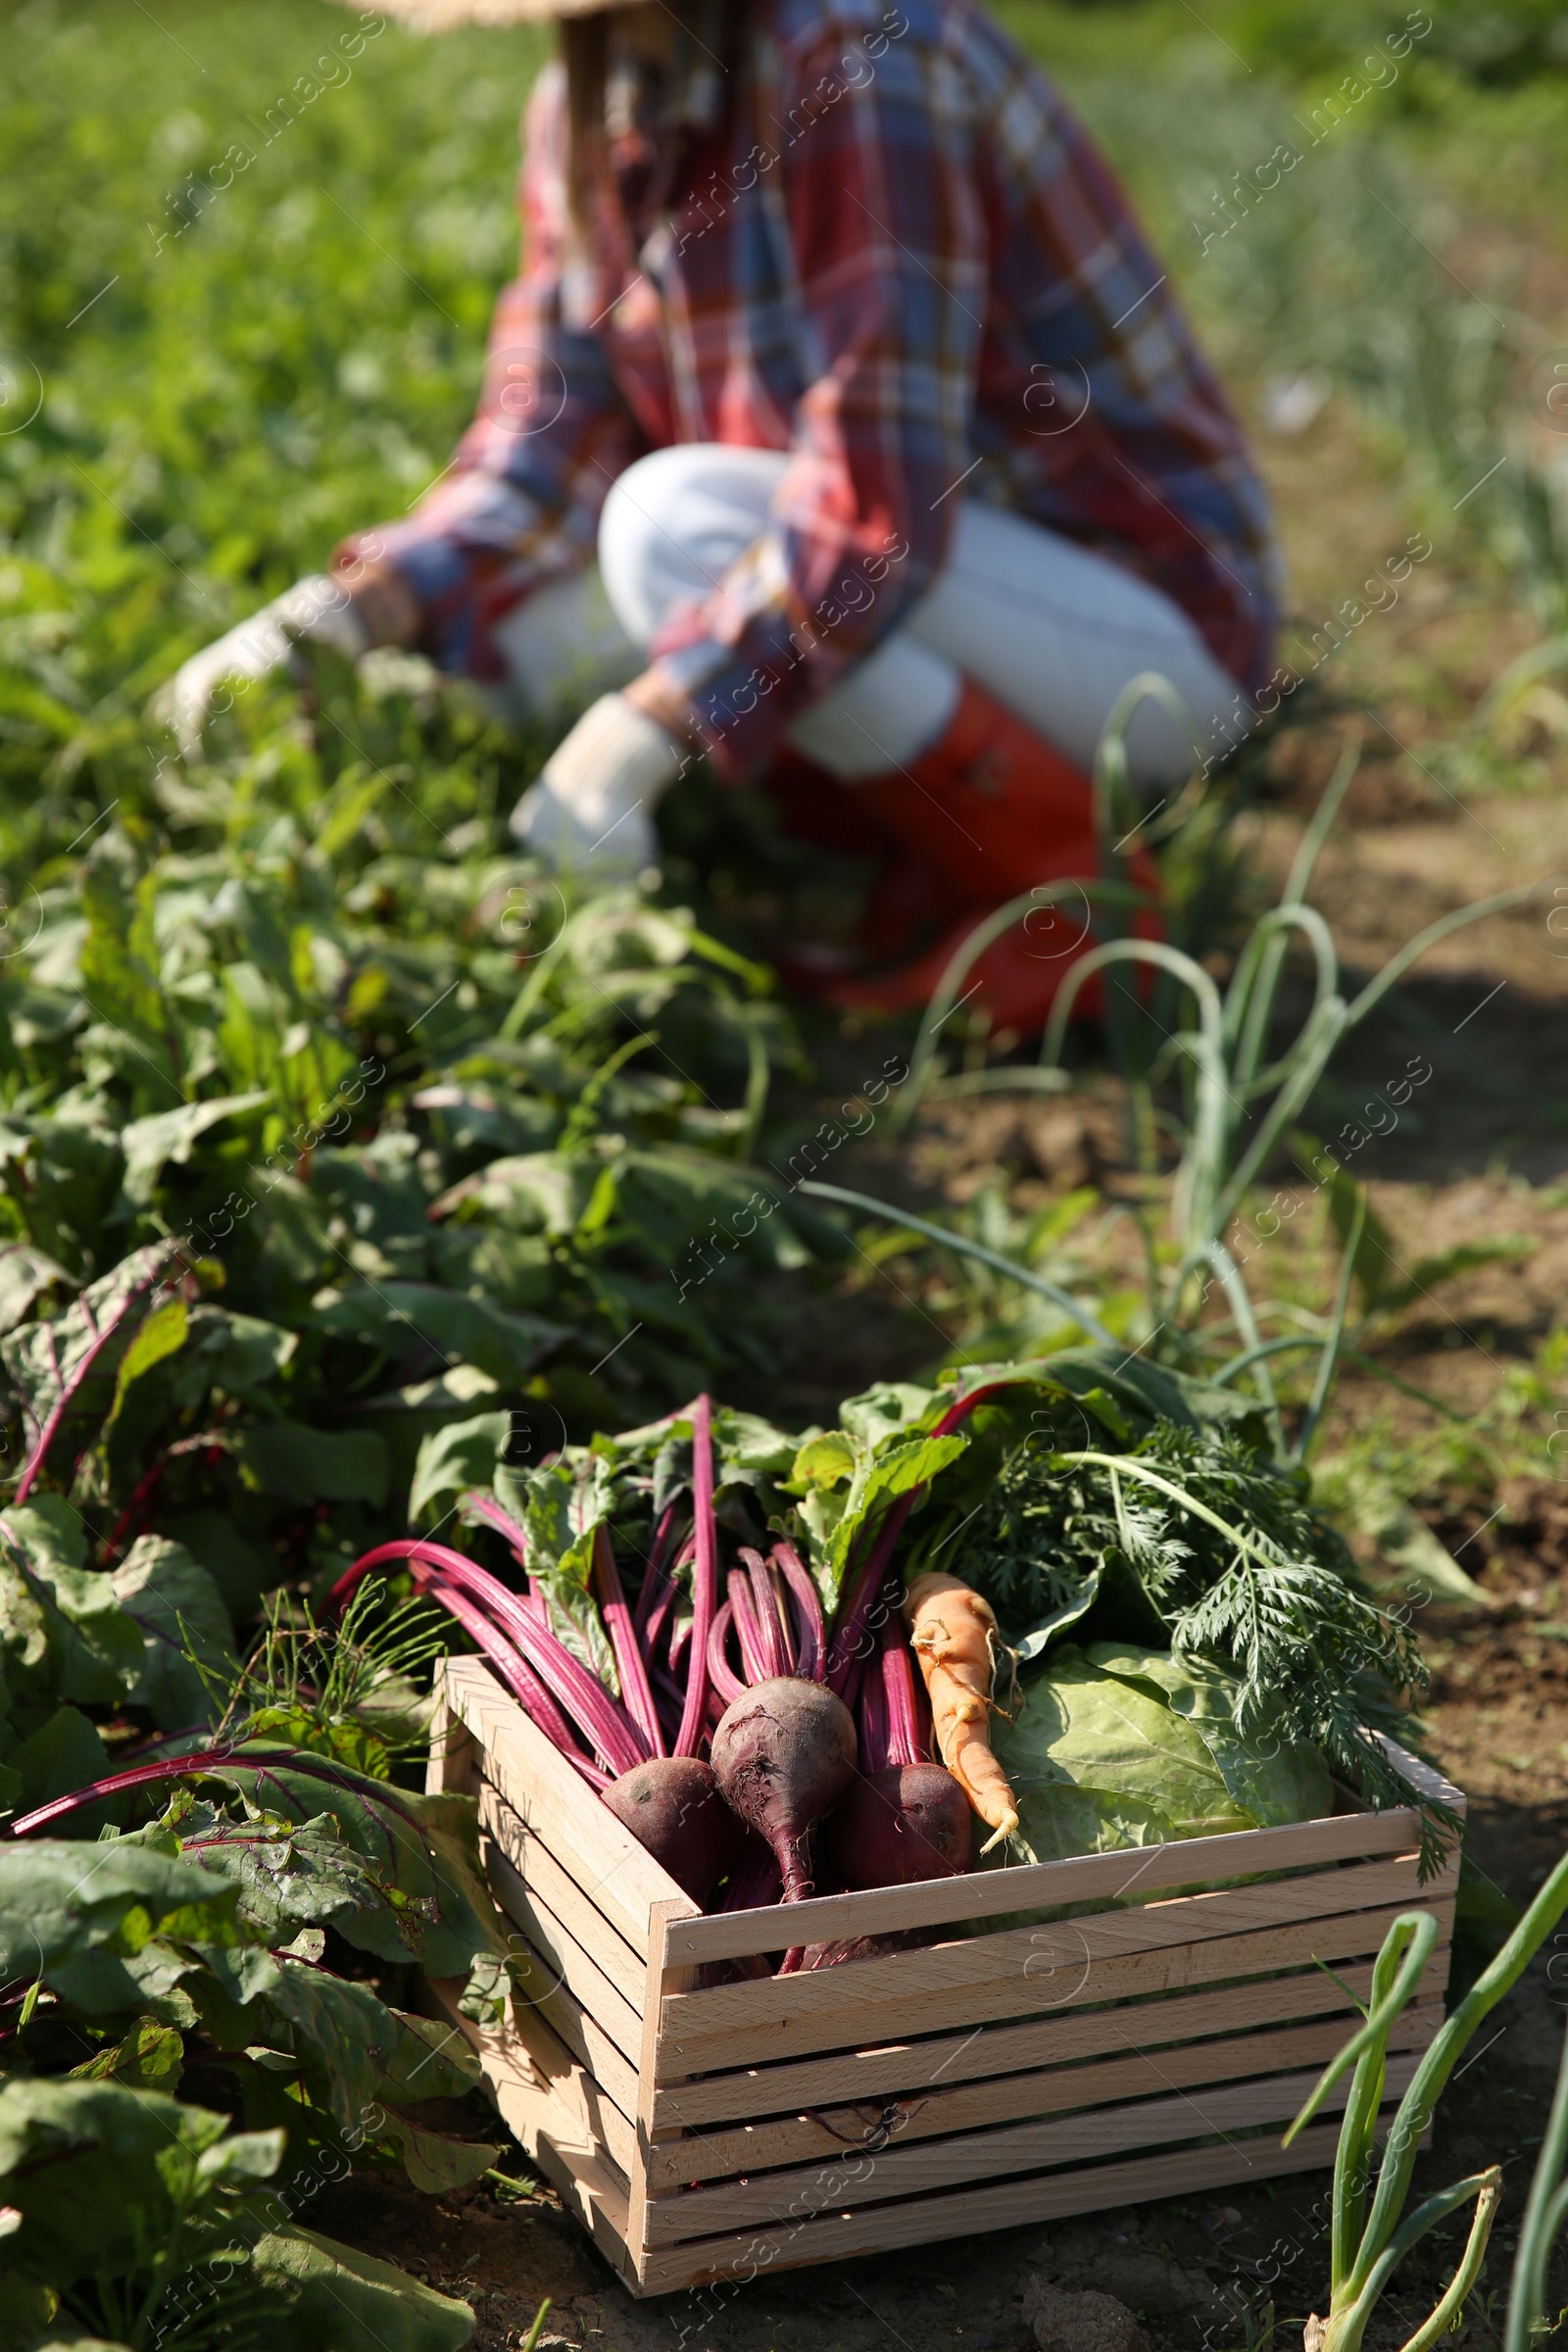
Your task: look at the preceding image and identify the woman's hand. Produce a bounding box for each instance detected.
[338,558,420,650]
[156,561,419,760]
[512,670,691,878]
[620,664,697,742]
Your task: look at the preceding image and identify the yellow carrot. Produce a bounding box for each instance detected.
[903,1570,1018,1852]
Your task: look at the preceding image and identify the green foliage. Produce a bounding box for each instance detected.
[0,2075,285,2343]
[4,1788,503,2176]
[0,2078,476,2349]
[787,1422,969,1613]
[802,1354,1445,1850]
[0,840,822,1612]
[1,2,1556,2333]
[1087,1642,1333,1825]
[0,1526,506,2339]
[0,3,830,1600]
[247,2229,475,2351]
[993,1641,1331,1866]
[1284,1849,1568,2352]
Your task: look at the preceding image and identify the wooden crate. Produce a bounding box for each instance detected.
[425,1657,1462,2299]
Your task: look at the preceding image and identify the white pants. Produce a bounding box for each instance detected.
[492,444,1243,785]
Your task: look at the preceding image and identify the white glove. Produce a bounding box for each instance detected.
[512,692,683,878]
[157,574,371,760]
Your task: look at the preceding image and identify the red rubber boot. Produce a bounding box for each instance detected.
[824,678,1161,1030]
[755,744,975,979]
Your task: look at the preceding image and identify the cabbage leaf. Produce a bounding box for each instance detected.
[993,1642,1330,1867]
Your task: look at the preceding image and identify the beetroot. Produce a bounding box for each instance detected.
[601,1756,745,1904]
[710,1676,857,1903]
[823,1762,973,1890]
[803,1928,935,1969]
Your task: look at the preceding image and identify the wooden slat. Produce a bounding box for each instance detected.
[660,1894,1450,2082]
[1374,1734,1466,1814]
[643,2053,1421,2246]
[657,1859,1453,2077]
[646,2000,1442,2191]
[485,1839,645,2070]
[425,1970,638,2180]
[658,1730,1463,1971]
[479,1777,646,2012]
[424,1662,478,1798]
[627,1896,702,2279]
[426,1974,637,2285]
[652,1943,1449,2132]
[635,2120,1353,2293]
[487,1909,643,2126]
[443,1659,698,1956]
[666,1809,1440,1969]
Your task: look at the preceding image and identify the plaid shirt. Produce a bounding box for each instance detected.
[353,0,1278,779]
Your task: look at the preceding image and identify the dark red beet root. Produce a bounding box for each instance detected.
[823,1762,974,1890]
[700,1951,778,1987]
[601,1756,745,1903]
[803,1928,935,1969]
[710,1676,857,1902]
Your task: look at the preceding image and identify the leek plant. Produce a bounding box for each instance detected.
[878,701,1543,1459]
[1284,1850,1568,2352]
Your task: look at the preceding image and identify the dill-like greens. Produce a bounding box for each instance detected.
[946,1417,1449,1870]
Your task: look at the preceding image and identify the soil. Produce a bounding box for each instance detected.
[321,232,1568,2352]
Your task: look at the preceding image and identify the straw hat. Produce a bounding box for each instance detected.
[351,0,612,26]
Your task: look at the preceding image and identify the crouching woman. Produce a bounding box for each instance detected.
[170,0,1279,1028]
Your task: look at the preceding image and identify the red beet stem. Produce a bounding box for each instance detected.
[706,1600,748,1707]
[425,1578,576,1746]
[741,1548,793,1681]
[634,1498,682,1638]
[461,1489,530,1568]
[858,1650,892,1773]
[492,1596,649,1777]
[770,1542,824,1683]
[932,1381,1010,1436]
[594,1525,666,1758]
[726,1568,771,1685]
[641,1573,678,1665]
[430,1583,608,1788]
[11,1744,247,1836]
[655,1532,697,1668]
[331,1535,480,1614]
[650,1660,688,1736]
[339,1540,649,1778]
[820,1382,1004,1702]
[883,1625,931,1768]
[14,1250,173,1507]
[9,1741,432,1840]
[825,1497,912,1703]
[674,1396,717,1758]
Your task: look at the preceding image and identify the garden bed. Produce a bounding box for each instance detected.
[425,1659,1463,2298]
